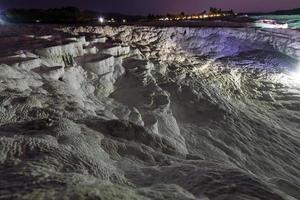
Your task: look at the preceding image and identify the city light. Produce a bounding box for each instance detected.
[158,11,231,22]
[98,17,104,23]
[107,18,115,23]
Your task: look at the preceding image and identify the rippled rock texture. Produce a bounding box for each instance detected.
[0,24,299,200]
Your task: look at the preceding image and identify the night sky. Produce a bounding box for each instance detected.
[1,0,299,15]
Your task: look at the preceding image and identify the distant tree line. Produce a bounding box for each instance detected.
[1,6,239,24]
[245,7,300,16]
[3,7,82,23]
[2,7,151,23]
[272,8,300,15]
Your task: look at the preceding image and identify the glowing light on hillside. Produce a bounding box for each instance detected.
[295,63,300,78]
[288,62,300,85]
[255,20,288,29]
[0,16,5,25]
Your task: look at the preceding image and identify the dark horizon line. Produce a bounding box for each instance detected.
[1,6,300,16]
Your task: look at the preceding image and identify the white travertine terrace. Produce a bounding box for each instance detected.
[0,24,299,200]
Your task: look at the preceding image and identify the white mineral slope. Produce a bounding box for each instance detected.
[0,24,299,200]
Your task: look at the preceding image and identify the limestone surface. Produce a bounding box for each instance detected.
[0,24,299,200]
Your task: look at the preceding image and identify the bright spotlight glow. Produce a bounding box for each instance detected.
[0,16,5,25]
[289,63,300,85]
[255,19,288,29]
[98,17,104,23]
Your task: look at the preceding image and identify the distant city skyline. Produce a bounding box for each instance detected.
[1,0,299,15]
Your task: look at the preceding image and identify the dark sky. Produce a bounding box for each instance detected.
[1,0,299,15]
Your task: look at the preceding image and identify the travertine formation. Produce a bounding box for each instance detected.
[0,24,299,200]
